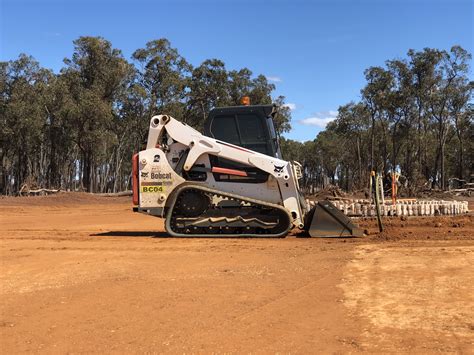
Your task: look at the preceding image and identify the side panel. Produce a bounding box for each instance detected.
[138,148,185,209]
[193,155,281,204]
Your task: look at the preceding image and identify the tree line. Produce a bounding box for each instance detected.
[1,38,472,196]
[281,46,473,195]
[0,36,291,194]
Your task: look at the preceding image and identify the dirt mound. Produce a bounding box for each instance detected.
[308,185,347,200]
[0,191,130,206]
[357,214,474,242]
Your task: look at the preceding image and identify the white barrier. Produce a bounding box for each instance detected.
[319,199,469,217]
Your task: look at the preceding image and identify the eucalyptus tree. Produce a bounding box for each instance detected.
[228,68,253,105]
[187,59,231,129]
[132,38,191,120]
[362,66,393,171]
[407,48,443,182]
[248,74,274,105]
[61,36,132,192]
[427,46,471,189]
[1,54,52,194]
[272,95,292,135]
[449,90,473,179]
[332,102,371,188]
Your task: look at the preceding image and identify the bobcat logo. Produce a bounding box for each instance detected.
[274,165,284,173]
[141,171,149,178]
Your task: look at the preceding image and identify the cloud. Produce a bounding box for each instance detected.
[266,76,282,83]
[282,103,296,111]
[298,110,338,128]
[44,31,62,37]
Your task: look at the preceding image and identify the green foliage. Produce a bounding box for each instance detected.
[1,54,53,192]
[1,36,292,194]
[280,46,473,193]
[59,36,133,191]
[132,38,191,119]
[187,59,230,128]
[2,38,471,195]
[272,96,292,134]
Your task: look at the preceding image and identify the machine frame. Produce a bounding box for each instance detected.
[135,114,306,230]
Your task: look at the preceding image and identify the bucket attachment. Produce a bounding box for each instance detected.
[305,200,363,238]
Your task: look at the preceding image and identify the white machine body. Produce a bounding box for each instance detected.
[135,115,306,229]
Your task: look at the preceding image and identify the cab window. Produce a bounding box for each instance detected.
[236,114,266,144]
[210,115,239,145]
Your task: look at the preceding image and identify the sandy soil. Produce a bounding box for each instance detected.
[1,193,473,353]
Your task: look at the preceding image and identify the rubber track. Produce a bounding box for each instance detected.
[165,183,292,238]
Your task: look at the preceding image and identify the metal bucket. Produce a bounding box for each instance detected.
[305,200,363,238]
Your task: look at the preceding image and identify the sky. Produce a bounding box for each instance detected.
[1,0,472,142]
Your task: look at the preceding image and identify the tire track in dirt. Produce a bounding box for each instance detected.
[340,242,474,353]
[1,193,473,353]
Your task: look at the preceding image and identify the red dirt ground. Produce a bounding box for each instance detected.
[1,193,473,353]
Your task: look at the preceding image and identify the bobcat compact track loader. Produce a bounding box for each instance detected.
[132,104,362,238]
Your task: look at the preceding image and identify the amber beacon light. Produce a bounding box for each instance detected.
[240,96,250,106]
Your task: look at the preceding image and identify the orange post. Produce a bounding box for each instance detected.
[391,172,398,206]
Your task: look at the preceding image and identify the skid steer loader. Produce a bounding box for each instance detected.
[132,104,362,238]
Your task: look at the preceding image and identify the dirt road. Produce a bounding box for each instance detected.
[1,193,473,353]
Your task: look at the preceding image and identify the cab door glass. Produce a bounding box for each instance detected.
[236,114,265,143]
[210,115,240,145]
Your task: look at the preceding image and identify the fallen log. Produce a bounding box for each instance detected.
[21,188,61,196]
[96,190,132,197]
[447,188,474,193]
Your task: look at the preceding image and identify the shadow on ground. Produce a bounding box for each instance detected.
[90,230,355,239]
[91,231,303,239]
[91,231,170,238]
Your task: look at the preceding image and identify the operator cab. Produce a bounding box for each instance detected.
[202,104,282,183]
[204,104,282,159]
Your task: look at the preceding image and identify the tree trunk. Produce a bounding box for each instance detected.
[458,137,464,180]
[370,114,376,170]
[440,141,446,190]
[357,137,362,187]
